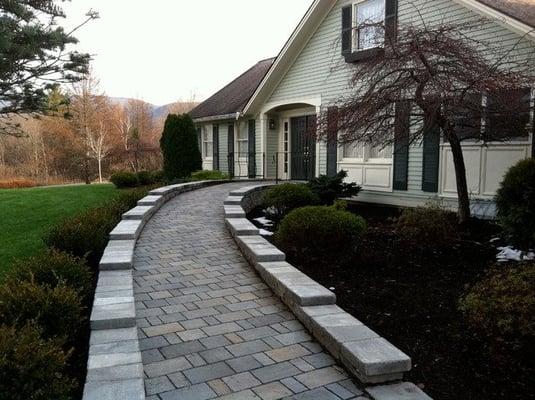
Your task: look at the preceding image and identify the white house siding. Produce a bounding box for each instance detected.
[263,0,534,203]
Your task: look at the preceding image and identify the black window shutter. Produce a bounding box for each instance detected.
[393,100,410,190]
[385,0,398,44]
[326,107,339,177]
[196,127,202,153]
[248,120,256,178]
[341,6,353,55]
[213,125,219,170]
[228,124,235,177]
[422,122,441,193]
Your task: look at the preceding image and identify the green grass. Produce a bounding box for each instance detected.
[0,184,121,276]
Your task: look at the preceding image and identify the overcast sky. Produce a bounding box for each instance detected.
[62,0,313,106]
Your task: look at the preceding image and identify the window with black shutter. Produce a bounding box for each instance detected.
[342,0,397,63]
[248,120,256,178]
[486,88,531,141]
[228,124,235,177]
[326,107,339,177]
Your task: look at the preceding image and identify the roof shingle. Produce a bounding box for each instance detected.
[190,58,275,120]
[477,0,535,28]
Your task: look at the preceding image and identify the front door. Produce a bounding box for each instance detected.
[290,116,316,180]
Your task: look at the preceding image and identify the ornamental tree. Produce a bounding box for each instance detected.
[0,0,98,135]
[321,19,534,224]
[160,114,202,180]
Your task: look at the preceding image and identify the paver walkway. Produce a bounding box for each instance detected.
[134,183,368,400]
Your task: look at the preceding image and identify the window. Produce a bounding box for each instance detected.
[237,126,248,156]
[353,0,385,51]
[485,88,532,140]
[203,128,213,158]
[284,121,289,173]
[342,141,392,160]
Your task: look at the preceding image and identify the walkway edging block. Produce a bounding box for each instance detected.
[226,184,420,390]
[83,179,228,400]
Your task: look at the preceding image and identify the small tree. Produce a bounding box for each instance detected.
[0,0,98,136]
[321,19,534,224]
[160,114,202,180]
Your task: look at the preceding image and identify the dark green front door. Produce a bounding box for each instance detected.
[290,116,316,180]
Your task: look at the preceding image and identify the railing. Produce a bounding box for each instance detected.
[225,152,266,180]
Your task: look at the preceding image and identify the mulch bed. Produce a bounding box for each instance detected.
[249,204,534,400]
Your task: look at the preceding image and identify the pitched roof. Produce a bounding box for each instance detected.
[476,0,535,28]
[189,58,276,120]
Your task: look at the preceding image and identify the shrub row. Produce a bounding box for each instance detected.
[1,185,152,399]
[190,170,229,181]
[0,178,37,189]
[110,170,164,188]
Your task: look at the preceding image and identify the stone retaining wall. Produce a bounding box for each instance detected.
[224,184,432,400]
[83,180,226,400]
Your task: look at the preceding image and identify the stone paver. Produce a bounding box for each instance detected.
[134,183,368,399]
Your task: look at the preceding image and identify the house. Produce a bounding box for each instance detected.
[191,0,535,213]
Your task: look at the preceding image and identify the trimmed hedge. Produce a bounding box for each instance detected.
[0,324,75,400]
[459,263,535,343]
[6,250,93,302]
[190,170,229,181]
[110,171,138,188]
[276,205,366,265]
[44,187,148,267]
[264,183,318,220]
[0,280,84,341]
[396,205,459,254]
[496,158,535,250]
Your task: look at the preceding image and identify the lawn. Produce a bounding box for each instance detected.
[0,184,120,276]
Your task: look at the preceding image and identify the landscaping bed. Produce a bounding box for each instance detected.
[249,203,534,400]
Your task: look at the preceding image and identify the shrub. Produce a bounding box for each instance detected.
[6,250,93,301]
[0,324,75,400]
[151,170,165,183]
[0,178,37,189]
[459,263,535,344]
[110,171,138,188]
[263,183,318,220]
[190,170,229,181]
[396,205,459,253]
[496,158,535,250]
[276,205,366,264]
[160,114,202,180]
[308,170,361,205]
[136,170,154,186]
[44,187,149,266]
[0,281,84,341]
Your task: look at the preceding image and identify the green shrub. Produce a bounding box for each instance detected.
[110,171,139,188]
[6,250,93,301]
[136,170,154,186]
[276,205,366,264]
[44,187,149,267]
[151,170,165,183]
[496,158,535,250]
[459,263,535,343]
[160,114,202,180]
[264,183,319,220]
[0,324,75,400]
[308,170,361,205]
[396,205,459,253]
[190,170,229,181]
[0,281,84,341]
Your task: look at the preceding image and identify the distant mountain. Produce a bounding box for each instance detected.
[107,97,198,120]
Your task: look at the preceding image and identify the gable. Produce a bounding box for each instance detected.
[248,0,535,114]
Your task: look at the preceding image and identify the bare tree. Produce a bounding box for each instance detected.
[321,18,534,224]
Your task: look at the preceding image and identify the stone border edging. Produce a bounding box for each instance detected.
[224,184,432,400]
[83,180,228,400]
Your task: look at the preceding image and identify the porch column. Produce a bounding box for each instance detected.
[260,112,267,179]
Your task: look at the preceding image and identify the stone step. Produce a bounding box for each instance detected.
[224,195,243,205]
[225,218,259,237]
[224,205,246,218]
[366,382,433,400]
[99,240,135,271]
[236,235,285,263]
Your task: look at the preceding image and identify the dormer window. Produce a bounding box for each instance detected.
[342,0,397,63]
[353,0,385,51]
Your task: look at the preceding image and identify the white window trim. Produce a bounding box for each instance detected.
[203,128,213,160]
[341,141,393,164]
[352,0,386,52]
[236,127,249,161]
